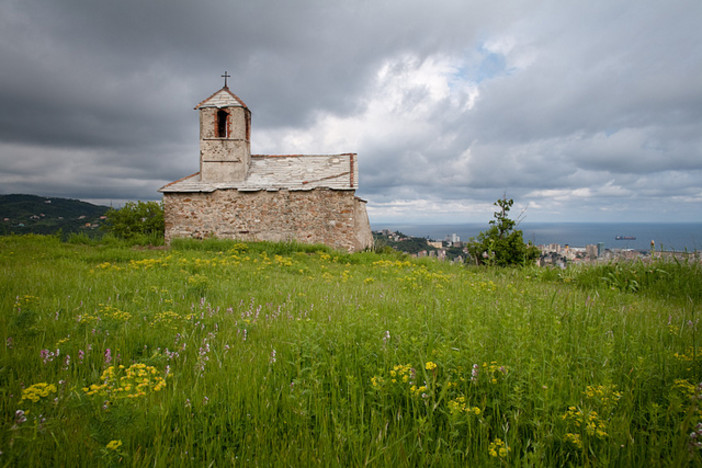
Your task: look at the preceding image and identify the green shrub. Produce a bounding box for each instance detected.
[466,196,540,266]
[104,201,164,242]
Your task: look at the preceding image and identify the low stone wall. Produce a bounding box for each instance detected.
[163,188,372,252]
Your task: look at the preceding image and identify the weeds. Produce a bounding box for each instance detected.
[532,258,702,303]
[0,235,700,465]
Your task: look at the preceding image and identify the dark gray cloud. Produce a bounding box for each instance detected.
[0,0,700,223]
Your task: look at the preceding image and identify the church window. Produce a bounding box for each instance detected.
[245,112,251,141]
[216,110,228,138]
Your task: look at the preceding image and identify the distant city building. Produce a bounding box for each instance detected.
[586,244,598,260]
[445,233,460,244]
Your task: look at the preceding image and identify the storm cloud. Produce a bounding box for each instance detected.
[1,0,700,222]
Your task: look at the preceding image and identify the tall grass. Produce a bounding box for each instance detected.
[534,258,702,302]
[1,235,700,466]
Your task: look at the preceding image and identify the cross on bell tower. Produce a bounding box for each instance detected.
[194,80,251,183]
[221,71,231,88]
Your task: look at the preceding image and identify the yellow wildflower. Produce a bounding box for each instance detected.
[564,433,582,448]
[488,438,509,458]
[21,383,57,403]
[448,396,467,415]
[83,363,166,399]
[106,440,122,451]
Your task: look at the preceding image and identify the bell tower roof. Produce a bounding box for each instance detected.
[194,86,248,110]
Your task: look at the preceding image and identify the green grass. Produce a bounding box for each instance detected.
[1,235,701,466]
[532,258,702,303]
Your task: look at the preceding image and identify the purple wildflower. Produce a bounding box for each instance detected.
[690,422,702,449]
[471,363,479,382]
[14,410,27,425]
[40,349,57,365]
[196,339,210,373]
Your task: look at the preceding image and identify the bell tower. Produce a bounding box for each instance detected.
[194,73,251,182]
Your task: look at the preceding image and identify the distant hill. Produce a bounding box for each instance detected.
[0,194,110,236]
[373,230,439,254]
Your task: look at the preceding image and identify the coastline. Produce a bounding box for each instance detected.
[371,222,702,252]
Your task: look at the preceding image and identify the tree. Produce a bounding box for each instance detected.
[104,201,164,240]
[466,196,539,266]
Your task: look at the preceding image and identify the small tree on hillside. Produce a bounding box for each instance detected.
[104,201,164,240]
[466,196,539,266]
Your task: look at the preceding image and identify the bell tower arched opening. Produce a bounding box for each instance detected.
[216,109,228,138]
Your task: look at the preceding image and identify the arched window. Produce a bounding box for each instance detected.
[216,110,228,138]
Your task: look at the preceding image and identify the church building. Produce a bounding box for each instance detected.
[159,79,373,252]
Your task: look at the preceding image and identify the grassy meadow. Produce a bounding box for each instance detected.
[1,234,701,466]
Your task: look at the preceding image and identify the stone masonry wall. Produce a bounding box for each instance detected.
[164,188,372,252]
[199,106,250,183]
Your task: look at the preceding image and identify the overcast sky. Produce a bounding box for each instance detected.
[1,0,700,224]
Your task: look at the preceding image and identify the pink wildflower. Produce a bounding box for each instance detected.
[14,410,27,425]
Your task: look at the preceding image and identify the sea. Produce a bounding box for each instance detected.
[371,222,702,252]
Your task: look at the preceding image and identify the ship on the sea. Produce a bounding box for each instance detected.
[615,235,637,240]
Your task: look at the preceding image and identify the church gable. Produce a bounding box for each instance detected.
[194,87,248,109]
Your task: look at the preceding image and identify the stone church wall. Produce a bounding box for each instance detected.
[164,188,372,252]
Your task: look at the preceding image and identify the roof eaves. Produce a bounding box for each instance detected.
[158,172,200,192]
[251,153,356,158]
[194,86,248,110]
